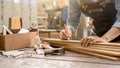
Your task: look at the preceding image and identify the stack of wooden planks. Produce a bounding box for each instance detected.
[42,38,120,61]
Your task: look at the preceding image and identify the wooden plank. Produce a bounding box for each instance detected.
[49,42,120,57]
[2,27,7,35]
[88,45,120,49]
[88,46,120,52]
[41,38,120,60]
[62,42,120,52]
[41,38,120,46]
[58,42,120,52]
[58,41,120,52]
[50,43,120,61]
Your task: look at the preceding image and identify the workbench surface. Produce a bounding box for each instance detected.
[0,49,120,68]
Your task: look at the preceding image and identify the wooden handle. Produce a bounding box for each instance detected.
[2,27,7,35]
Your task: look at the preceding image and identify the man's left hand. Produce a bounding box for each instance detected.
[80,36,109,47]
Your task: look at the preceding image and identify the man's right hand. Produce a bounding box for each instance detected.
[60,29,72,40]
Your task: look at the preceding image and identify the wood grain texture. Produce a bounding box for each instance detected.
[41,38,120,60]
[49,43,120,61]
[42,38,120,46]
[9,17,22,29]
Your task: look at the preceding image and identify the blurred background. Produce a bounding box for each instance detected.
[0,0,92,39]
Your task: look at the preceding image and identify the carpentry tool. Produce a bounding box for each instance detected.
[34,37,65,56]
[41,38,120,61]
[28,21,38,31]
[41,43,65,55]
[34,44,65,56]
[2,25,13,34]
[34,36,44,55]
[18,28,29,34]
[34,37,42,48]
[2,26,7,35]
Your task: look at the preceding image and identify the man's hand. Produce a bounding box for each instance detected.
[60,30,72,40]
[81,36,109,47]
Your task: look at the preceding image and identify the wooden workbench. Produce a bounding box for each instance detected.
[0,49,120,68]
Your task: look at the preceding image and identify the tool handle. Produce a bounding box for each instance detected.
[2,25,13,34]
[41,44,53,49]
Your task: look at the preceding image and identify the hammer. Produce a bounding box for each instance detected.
[34,37,65,56]
[41,43,65,55]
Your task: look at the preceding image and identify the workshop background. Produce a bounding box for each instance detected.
[0,0,91,39]
[0,0,120,68]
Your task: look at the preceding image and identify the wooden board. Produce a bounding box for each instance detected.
[50,43,120,61]
[9,17,22,30]
[41,38,120,61]
[42,38,120,46]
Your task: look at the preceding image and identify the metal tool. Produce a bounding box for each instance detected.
[34,44,65,56]
[41,43,65,55]
[34,37,65,56]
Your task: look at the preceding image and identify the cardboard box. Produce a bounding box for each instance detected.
[0,30,37,51]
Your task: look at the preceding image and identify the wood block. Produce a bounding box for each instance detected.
[9,17,22,29]
[2,27,7,35]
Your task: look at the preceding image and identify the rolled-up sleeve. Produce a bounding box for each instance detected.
[67,0,81,29]
[113,0,120,28]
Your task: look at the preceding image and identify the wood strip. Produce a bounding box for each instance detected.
[88,45,120,49]
[51,42,120,56]
[41,38,120,49]
[88,46,120,52]
[41,38,120,46]
[59,42,120,52]
[62,42,120,51]
[50,43,120,61]
[42,38,120,56]
[62,42,120,52]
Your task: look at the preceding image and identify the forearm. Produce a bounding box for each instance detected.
[102,0,120,42]
[101,27,120,42]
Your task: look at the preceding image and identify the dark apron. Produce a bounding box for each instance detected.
[80,1,120,42]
